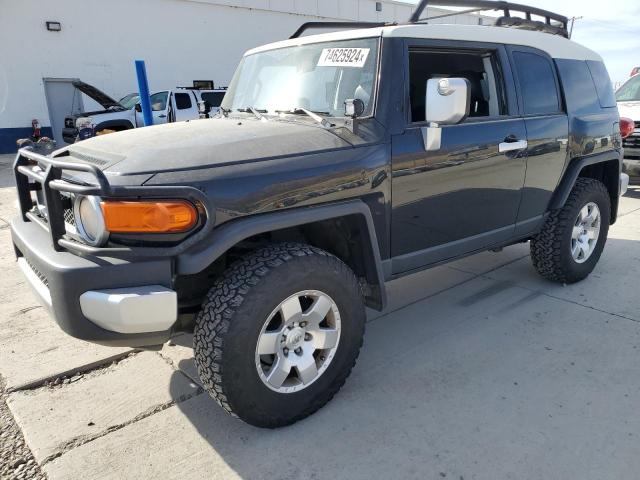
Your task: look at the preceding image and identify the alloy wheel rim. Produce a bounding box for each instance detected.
[255,290,341,393]
[571,202,601,264]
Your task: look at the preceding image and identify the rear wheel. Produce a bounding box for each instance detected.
[531,178,610,283]
[193,243,365,428]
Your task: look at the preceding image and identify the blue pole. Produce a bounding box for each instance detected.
[135,60,153,127]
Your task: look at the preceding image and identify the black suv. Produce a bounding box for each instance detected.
[11,1,628,428]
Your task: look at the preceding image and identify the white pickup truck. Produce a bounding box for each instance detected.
[617,74,640,181]
[62,81,226,143]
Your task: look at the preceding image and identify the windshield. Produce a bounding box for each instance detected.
[119,93,140,109]
[616,75,640,102]
[222,38,379,117]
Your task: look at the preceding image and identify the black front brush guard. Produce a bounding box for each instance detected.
[14,148,214,259]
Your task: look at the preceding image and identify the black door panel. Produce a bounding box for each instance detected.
[391,118,527,261]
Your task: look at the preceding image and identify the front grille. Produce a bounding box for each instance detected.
[33,190,76,232]
[623,133,640,149]
[25,257,49,288]
[63,208,75,226]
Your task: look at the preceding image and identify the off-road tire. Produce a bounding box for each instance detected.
[530,178,610,283]
[193,242,366,428]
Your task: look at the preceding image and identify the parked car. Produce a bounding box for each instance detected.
[61,81,227,143]
[197,89,226,118]
[12,0,629,428]
[616,74,640,180]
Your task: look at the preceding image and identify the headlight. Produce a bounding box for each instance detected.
[73,195,109,246]
[72,197,199,246]
[75,117,93,129]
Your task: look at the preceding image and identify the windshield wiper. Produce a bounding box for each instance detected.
[237,106,268,121]
[275,107,335,128]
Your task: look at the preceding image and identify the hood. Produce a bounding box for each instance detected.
[73,81,123,109]
[65,109,117,120]
[65,117,353,177]
[65,109,133,122]
[618,101,640,120]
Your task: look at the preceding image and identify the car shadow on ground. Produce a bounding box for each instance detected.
[166,236,640,479]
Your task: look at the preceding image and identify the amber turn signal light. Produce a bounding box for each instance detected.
[101,200,198,233]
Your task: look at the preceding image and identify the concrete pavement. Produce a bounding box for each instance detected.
[1,153,639,479]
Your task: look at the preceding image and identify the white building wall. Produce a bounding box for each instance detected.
[0,0,487,149]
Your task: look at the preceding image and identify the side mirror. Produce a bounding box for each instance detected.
[134,103,142,113]
[344,98,365,118]
[425,78,470,125]
[423,78,470,151]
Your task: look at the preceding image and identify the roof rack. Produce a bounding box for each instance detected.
[289,1,569,40]
[290,21,390,39]
[411,0,569,38]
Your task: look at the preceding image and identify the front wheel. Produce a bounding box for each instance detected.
[531,178,610,283]
[193,243,366,428]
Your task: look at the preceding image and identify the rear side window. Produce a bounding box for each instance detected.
[555,59,600,114]
[586,61,616,108]
[201,92,225,107]
[174,93,192,110]
[512,51,561,115]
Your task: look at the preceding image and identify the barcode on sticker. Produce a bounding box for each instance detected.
[317,48,370,68]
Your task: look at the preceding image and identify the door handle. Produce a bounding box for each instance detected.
[158,114,167,118]
[498,139,527,153]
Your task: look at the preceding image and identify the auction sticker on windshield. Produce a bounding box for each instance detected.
[317,48,370,68]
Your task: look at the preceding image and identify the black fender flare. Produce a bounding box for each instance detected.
[94,119,134,132]
[548,150,622,219]
[176,200,387,310]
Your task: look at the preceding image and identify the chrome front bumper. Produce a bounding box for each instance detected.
[79,286,177,334]
[18,256,177,335]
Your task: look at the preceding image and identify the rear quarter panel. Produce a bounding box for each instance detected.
[555,58,621,160]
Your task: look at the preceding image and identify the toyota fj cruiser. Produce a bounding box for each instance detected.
[11,1,629,428]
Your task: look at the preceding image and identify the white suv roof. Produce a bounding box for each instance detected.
[246,24,600,62]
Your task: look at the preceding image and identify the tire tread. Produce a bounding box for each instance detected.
[193,242,364,427]
[530,178,609,283]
